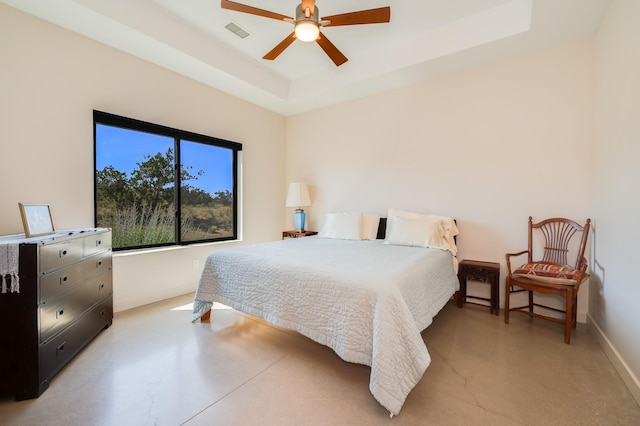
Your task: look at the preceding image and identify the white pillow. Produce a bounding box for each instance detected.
[318,212,363,240]
[385,208,458,253]
[385,208,429,239]
[361,214,381,240]
[384,215,447,249]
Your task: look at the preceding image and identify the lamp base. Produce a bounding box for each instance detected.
[293,209,306,232]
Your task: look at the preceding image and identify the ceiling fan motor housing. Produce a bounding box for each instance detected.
[297,4,319,21]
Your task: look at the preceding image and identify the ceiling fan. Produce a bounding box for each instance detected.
[221,0,391,66]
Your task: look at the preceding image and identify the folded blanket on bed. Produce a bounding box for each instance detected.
[193,237,459,415]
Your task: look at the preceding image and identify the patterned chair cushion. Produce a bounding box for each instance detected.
[512,263,583,285]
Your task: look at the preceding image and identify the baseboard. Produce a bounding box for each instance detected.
[587,313,640,406]
[113,283,195,313]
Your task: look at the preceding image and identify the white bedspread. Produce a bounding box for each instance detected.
[192,237,459,415]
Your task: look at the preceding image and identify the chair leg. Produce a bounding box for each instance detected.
[564,289,573,344]
[572,291,578,329]
[504,280,510,324]
[528,291,534,313]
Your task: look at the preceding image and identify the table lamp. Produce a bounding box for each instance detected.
[286,183,311,232]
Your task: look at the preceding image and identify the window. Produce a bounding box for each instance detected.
[94,110,241,251]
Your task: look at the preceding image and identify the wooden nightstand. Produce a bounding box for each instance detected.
[457,259,500,315]
[282,230,318,239]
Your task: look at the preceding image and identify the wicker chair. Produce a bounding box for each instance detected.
[504,217,591,344]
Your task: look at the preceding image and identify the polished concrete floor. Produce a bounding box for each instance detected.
[1,293,639,425]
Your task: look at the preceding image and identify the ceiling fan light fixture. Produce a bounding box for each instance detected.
[295,21,320,42]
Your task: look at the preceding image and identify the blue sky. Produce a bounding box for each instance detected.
[96,124,233,195]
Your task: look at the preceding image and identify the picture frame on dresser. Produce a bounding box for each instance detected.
[18,203,55,237]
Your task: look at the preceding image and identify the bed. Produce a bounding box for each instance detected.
[192,211,460,416]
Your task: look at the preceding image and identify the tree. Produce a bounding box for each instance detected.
[96,165,133,208]
[128,148,175,210]
[124,148,203,211]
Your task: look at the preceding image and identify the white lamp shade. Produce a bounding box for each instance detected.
[286,183,311,208]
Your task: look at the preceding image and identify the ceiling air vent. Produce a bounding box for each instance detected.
[225,21,250,39]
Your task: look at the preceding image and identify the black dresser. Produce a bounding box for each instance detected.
[0,228,113,400]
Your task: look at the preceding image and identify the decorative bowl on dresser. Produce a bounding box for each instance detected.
[0,228,113,400]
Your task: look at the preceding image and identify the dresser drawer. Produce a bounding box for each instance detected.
[39,262,85,303]
[39,302,113,384]
[39,272,113,343]
[39,238,84,273]
[83,250,112,280]
[84,232,111,257]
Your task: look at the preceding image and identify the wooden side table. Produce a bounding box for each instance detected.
[457,259,500,315]
[282,230,318,239]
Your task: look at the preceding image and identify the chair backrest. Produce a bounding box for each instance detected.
[527,217,591,271]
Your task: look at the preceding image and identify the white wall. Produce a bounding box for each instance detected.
[591,0,640,404]
[286,41,594,321]
[0,5,286,311]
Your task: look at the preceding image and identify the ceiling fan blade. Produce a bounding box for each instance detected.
[321,7,391,27]
[221,0,292,22]
[316,33,348,66]
[301,0,316,16]
[263,32,297,60]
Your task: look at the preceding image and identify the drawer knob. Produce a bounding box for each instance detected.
[56,342,66,356]
[97,260,103,267]
[57,308,65,318]
[99,283,105,291]
[60,249,68,258]
[60,276,68,285]
[96,240,102,246]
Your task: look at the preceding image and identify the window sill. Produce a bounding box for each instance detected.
[113,238,242,258]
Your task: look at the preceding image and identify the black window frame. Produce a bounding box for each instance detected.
[93,110,242,251]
